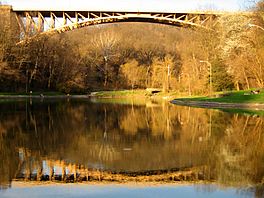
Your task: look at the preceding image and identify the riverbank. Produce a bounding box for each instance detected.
[171,90,264,110]
[1,89,264,110]
[0,90,178,100]
[0,91,87,99]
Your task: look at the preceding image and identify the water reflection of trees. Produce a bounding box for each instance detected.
[216,114,264,185]
[0,100,264,197]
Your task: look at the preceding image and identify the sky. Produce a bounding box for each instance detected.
[2,0,259,12]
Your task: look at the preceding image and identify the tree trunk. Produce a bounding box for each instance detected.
[235,81,240,91]
[104,60,108,87]
[29,57,38,87]
[48,64,53,89]
[243,67,250,89]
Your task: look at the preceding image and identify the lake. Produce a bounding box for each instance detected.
[0,98,263,197]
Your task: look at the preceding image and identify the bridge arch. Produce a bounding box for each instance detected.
[14,10,218,40]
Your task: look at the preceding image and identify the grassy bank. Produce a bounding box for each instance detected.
[90,89,181,100]
[0,90,178,101]
[90,90,147,97]
[175,90,264,104]
[171,89,264,111]
[1,90,264,103]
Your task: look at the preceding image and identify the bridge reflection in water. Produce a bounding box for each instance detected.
[0,99,264,197]
[15,148,204,183]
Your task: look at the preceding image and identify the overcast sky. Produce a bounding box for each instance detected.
[3,0,259,12]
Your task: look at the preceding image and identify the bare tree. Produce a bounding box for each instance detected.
[92,30,120,87]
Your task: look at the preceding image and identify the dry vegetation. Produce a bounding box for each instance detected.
[0,2,263,94]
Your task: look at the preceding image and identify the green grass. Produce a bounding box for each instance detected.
[176,90,264,104]
[91,89,181,98]
[91,90,147,97]
[90,98,150,105]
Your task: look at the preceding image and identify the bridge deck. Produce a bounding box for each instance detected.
[10,0,224,14]
[2,4,250,42]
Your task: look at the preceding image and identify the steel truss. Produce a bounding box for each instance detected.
[15,11,217,39]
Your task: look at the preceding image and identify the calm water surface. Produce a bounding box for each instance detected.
[0,98,264,197]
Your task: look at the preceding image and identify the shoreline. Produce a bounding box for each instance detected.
[1,91,264,111]
[171,99,264,110]
[0,95,90,99]
[0,92,174,101]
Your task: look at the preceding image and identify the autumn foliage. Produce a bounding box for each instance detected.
[0,2,263,94]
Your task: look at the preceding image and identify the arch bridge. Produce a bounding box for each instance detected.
[16,10,218,36]
[1,3,225,41]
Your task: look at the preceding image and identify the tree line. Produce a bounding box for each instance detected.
[0,1,263,94]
